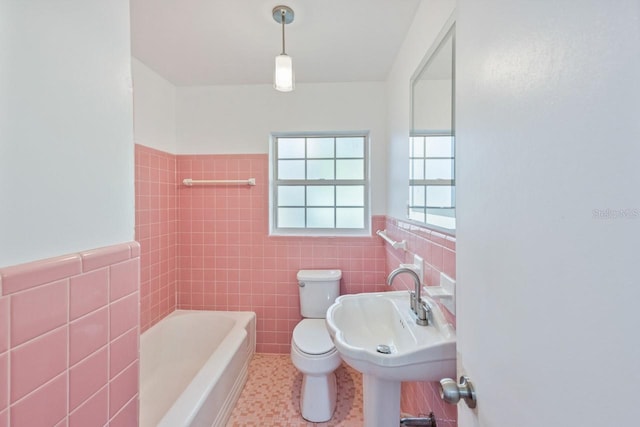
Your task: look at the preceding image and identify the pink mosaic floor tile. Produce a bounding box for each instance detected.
[228,354,364,426]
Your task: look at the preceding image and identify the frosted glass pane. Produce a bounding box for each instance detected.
[425,159,454,180]
[278,160,305,179]
[278,138,305,158]
[307,138,334,158]
[408,207,426,223]
[307,160,334,180]
[336,186,364,206]
[278,208,305,228]
[307,186,334,206]
[411,137,424,157]
[336,208,364,228]
[426,209,456,229]
[278,186,304,206]
[427,186,454,207]
[307,208,334,228]
[411,185,426,206]
[336,160,363,180]
[425,136,454,157]
[411,159,424,180]
[336,137,364,158]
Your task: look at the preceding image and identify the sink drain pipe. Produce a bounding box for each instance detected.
[400,411,437,426]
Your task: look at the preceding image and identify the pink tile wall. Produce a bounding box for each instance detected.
[382,217,457,427]
[176,154,387,353]
[0,242,140,427]
[135,145,178,332]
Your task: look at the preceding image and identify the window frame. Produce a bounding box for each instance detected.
[408,130,456,232]
[269,132,371,237]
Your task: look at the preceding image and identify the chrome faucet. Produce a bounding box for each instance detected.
[386,267,431,326]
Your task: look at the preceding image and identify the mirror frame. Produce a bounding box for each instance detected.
[409,12,456,234]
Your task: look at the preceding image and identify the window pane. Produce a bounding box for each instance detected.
[426,209,456,229]
[307,138,334,158]
[307,160,334,180]
[425,136,454,157]
[336,208,364,228]
[425,159,454,180]
[278,208,305,228]
[336,137,364,158]
[278,160,305,179]
[336,186,364,206]
[278,186,305,206]
[411,185,426,206]
[307,208,334,228]
[278,138,305,158]
[307,186,334,206]
[410,137,424,157]
[427,186,455,207]
[409,207,426,223]
[410,159,424,180]
[336,159,363,180]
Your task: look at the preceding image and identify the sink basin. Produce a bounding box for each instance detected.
[326,291,456,427]
[326,290,456,381]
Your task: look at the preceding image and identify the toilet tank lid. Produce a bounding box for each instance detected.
[297,269,342,281]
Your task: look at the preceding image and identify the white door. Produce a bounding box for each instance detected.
[455,1,640,426]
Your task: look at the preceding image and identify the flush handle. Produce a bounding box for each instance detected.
[298,281,305,287]
[439,376,477,409]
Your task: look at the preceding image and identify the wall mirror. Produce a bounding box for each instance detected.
[409,18,456,233]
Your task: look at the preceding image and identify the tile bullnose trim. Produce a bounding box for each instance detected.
[0,242,140,296]
[80,243,134,272]
[0,255,81,296]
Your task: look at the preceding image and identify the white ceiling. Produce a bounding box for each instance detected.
[130,0,421,86]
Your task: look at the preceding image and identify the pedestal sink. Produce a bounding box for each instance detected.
[326,291,456,427]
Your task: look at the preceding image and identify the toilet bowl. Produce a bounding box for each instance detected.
[291,319,342,422]
[291,270,342,422]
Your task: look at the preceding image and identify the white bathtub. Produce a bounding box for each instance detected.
[140,310,256,427]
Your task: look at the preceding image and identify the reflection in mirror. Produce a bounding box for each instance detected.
[409,20,455,232]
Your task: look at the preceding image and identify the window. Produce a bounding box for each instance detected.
[270,133,369,235]
[409,133,455,230]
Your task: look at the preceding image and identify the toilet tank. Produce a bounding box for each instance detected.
[297,269,342,318]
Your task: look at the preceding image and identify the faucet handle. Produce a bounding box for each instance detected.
[415,299,430,326]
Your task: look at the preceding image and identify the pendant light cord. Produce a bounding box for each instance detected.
[281,9,286,55]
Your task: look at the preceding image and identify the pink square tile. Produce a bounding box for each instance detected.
[110,327,138,379]
[109,259,139,301]
[10,279,67,347]
[69,307,108,366]
[109,361,138,417]
[0,254,80,295]
[10,373,67,427]
[69,268,108,321]
[0,409,6,427]
[0,353,7,411]
[0,298,7,353]
[110,293,138,340]
[69,385,108,427]
[10,326,67,403]
[81,244,131,273]
[69,347,108,411]
[108,394,138,427]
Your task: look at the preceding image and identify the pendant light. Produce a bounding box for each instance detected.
[273,5,294,92]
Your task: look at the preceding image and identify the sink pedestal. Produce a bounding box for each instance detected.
[362,374,401,427]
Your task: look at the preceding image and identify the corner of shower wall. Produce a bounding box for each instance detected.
[135,144,179,332]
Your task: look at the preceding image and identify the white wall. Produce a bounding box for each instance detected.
[132,58,177,153]
[456,1,640,425]
[386,0,456,220]
[176,82,388,214]
[0,0,134,268]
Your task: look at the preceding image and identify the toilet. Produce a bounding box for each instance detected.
[291,269,342,422]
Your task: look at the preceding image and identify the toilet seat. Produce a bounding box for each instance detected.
[292,319,335,355]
